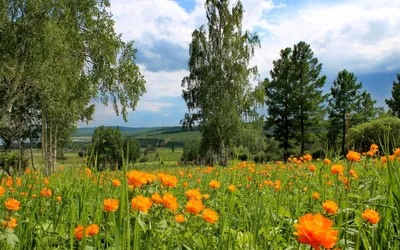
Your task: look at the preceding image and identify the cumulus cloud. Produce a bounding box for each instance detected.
[254,0,400,78]
[89,0,400,127]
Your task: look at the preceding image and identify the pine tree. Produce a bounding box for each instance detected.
[291,41,326,155]
[385,74,400,117]
[328,70,362,155]
[264,48,296,159]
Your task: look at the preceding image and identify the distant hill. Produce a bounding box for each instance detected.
[74,126,201,143]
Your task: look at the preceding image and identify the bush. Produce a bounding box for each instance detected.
[254,152,266,163]
[181,140,200,163]
[348,117,400,153]
[78,152,84,157]
[139,156,148,163]
[0,151,29,173]
[311,149,326,159]
[238,153,248,161]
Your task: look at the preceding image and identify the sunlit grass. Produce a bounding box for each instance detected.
[0,145,398,249]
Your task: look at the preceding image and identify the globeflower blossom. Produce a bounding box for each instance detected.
[331,165,344,175]
[112,179,121,187]
[323,200,338,214]
[209,180,221,189]
[185,189,202,201]
[323,158,331,165]
[5,198,20,211]
[151,193,163,204]
[362,208,380,224]
[40,187,52,197]
[158,173,178,187]
[185,199,204,215]
[309,165,317,172]
[294,213,338,250]
[228,184,236,192]
[202,208,219,224]
[2,217,17,229]
[312,192,320,200]
[161,193,179,212]
[103,199,119,212]
[131,195,152,213]
[346,151,361,161]
[175,214,185,223]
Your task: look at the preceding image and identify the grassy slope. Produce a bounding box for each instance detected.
[74,126,201,142]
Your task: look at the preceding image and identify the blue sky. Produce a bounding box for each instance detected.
[82,0,400,128]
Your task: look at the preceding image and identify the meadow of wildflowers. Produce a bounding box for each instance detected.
[0,144,398,249]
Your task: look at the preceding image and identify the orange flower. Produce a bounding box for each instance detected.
[303,154,312,162]
[185,199,204,215]
[161,193,179,212]
[74,224,99,240]
[103,199,119,212]
[294,213,338,250]
[331,164,344,175]
[202,194,210,199]
[151,193,163,204]
[228,184,236,192]
[2,217,17,229]
[323,158,331,165]
[85,168,92,175]
[309,165,317,172]
[175,214,185,223]
[40,187,52,197]
[87,224,99,236]
[183,182,188,187]
[312,192,320,200]
[185,189,202,201]
[346,151,361,161]
[131,195,152,213]
[349,169,358,178]
[5,198,20,211]
[362,208,380,224]
[202,208,219,224]
[112,179,121,187]
[43,177,49,185]
[56,196,62,202]
[323,200,338,214]
[0,186,6,196]
[126,170,148,188]
[74,225,87,240]
[158,173,178,187]
[393,148,400,156]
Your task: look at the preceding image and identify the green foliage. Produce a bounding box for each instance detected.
[0,151,29,174]
[181,0,259,165]
[385,74,400,117]
[78,152,84,158]
[181,140,200,164]
[265,41,326,157]
[327,69,377,155]
[348,117,400,153]
[0,0,146,173]
[90,126,123,170]
[123,137,140,163]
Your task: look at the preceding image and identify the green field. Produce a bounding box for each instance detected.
[73,126,201,142]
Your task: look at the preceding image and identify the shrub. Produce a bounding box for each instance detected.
[78,152,84,157]
[139,156,148,163]
[181,140,200,163]
[348,117,400,153]
[238,153,248,161]
[311,149,326,159]
[254,152,266,163]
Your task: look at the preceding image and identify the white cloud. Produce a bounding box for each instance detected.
[139,64,188,98]
[136,101,173,112]
[110,0,400,98]
[254,0,400,77]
